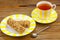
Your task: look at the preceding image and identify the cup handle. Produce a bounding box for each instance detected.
[53,4,56,9]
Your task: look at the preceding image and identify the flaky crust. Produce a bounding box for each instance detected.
[7,18,30,34]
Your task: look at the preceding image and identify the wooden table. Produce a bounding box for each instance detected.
[0,0,60,40]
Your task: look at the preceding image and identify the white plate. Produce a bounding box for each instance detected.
[0,14,36,36]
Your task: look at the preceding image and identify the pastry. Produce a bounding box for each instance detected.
[7,18,25,33]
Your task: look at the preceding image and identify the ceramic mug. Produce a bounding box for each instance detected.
[36,1,56,19]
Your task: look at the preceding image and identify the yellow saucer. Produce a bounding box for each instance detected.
[0,14,36,36]
[31,8,58,24]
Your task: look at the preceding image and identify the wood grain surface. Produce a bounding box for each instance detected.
[0,0,60,40]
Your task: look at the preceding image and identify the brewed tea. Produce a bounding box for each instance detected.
[38,3,51,10]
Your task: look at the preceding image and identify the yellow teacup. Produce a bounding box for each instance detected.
[36,1,56,19]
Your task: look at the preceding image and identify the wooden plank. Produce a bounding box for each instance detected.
[0,0,60,8]
[0,0,60,5]
[0,37,5,40]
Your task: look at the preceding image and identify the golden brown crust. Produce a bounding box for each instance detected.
[18,20,30,28]
[7,18,25,33]
[7,18,30,34]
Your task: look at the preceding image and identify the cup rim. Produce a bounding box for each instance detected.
[36,1,53,7]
